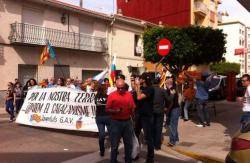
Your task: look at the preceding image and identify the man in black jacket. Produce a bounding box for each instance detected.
[152,78,170,150]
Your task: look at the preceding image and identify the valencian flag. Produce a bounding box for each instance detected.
[40,41,56,65]
[109,56,116,86]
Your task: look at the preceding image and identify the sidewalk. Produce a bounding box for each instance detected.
[0,107,6,115]
[162,100,242,162]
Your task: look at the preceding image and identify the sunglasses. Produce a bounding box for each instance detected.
[117,87,125,90]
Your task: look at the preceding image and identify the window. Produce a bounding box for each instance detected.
[54,65,70,80]
[134,34,142,57]
[18,64,38,86]
[79,19,94,35]
[22,6,44,44]
[22,6,43,25]
[240,29,242,34]
[239,39,242,46]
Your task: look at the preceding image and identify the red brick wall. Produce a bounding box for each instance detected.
[117,0,191,27]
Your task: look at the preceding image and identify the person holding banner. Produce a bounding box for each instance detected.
[47,77,56,88]
[95,84,111,157]
[29,78,38,89]
[57,78,65,87]
[106,78,136,163]
[66,78,76,89]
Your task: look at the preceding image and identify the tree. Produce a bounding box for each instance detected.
[183,26,226,65]
[143,26,226,76]
[210,62,240,75]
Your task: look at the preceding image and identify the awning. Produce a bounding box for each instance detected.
[238,0,250,12]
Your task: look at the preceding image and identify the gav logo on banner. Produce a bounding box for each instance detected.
[16,87,98,132]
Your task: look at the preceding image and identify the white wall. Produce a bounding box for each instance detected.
[219,22,246,75]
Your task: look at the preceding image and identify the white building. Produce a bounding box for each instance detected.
[218,21,249,76]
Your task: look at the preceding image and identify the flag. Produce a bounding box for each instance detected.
[40,42,56,65]
[109,56,116,86]
[93,69,108,82]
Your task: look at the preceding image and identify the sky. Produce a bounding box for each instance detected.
[59,0,250,26]
[218,0,250,26]
[59,0,115,14]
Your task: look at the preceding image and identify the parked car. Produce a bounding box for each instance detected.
[208,75,227,100]
[225,123,250,163]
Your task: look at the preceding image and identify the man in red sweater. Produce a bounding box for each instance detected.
[106,78,136,163]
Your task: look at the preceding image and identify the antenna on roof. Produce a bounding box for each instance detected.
[79,0,83,8]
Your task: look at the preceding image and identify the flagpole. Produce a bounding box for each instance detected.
[46,40,65,79]
[55,57,65,79]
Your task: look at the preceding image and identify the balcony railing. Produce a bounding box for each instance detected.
[194,1,209,17]
[9,22,107,53]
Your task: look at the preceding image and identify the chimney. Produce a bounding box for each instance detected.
[79,0,83,8]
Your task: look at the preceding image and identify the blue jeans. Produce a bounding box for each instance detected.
[96,116,111,154]
[6,100,14,120]
[184,100,192,120]
[169,108,180,145]
[240,112,250,131]
[196,99,210,124]
[152,113,164,149]
[110,119,133,163]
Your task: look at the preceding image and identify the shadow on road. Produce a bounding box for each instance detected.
[0,152,92,163]
[17,124,99,138]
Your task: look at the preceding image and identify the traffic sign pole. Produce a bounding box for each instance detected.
[155,38,172,78]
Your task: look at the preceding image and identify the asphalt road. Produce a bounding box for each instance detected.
[0,113,197,163]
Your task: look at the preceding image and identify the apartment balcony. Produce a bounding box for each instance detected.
[194,1,209,18]
[9,22,107,53]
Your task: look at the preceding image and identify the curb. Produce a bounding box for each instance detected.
[162,141,224,163]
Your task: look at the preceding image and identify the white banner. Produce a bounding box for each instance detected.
[16,87,98,132]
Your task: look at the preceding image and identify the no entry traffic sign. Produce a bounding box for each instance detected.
[157,38,172,57]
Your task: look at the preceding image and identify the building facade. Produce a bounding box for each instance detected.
[117,0,222,28]
[0,0,152,92]
[218,21,250,76]
[110,15,149,79]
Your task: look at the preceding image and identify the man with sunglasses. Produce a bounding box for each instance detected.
[106,78,136,163]
[240,74,250,131]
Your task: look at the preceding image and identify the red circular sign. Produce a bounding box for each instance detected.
[157,38,172,56]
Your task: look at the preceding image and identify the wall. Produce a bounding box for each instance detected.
[117,0,191,27]
[219,22,246,76]
[110,21,144,81]
[0,0,22,44]
[0,0,109,90]
[191,0,220,28]
[0,45,107,90]
[0,0,108,45]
